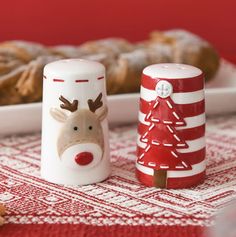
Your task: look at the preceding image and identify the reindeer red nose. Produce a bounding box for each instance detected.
[75,152,94,166]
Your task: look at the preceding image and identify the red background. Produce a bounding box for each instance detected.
[0,0,235,57]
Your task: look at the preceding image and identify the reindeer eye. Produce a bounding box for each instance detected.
[74,126,78,131]
[88,126,93,130]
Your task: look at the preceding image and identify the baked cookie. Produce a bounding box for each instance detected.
[0,30,220,105]
[148,30,220,80]
[0,65,27,105]
[0,40,48,63]
[0,204,5,226]
[77,38,134,56]
[49,45,82,58]
[0,41,51,104]
[109,46,174,94]
[15,55,62,103]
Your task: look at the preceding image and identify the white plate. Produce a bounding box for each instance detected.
[0,59,236,136]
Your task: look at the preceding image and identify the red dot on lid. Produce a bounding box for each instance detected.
[53,79,64,82]
[75,79,89,83]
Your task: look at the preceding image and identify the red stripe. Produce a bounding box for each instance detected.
[142,73,204,92]
[53,79,64,82]
[167,171,205,189]
[140,98,205,118]
[137,146,205,165]
[177,125,205,141]
[136,168,205,189]
[75,79,89,83]
[179,148,206,164]
[136,168,154,187]
[97,76,104,80]
[1,223,205,237]
[138,124,205,141]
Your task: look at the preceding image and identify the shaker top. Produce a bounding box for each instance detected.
[143,63,202,79]
[44,59,105,80]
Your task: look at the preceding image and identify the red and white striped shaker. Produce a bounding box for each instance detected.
[136,63,205,189]
[41,59,110,185]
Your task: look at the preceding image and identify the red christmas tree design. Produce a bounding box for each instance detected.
[138,96,192,188]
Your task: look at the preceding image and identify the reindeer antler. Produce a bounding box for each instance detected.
[88,93,103,113]
[59,96,78,112]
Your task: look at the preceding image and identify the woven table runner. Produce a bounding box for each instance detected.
[1,115,236,237]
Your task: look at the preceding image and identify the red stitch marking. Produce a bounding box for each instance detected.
[97,76,104,80]
[53,79,64,82]
[43,75,47,79]
[75,80,89,83]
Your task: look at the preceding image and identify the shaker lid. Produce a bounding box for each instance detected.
[143,63,202,79]
[44,59,105,79]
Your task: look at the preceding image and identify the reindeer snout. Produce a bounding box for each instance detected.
[75,152,94,166]
[60,143,102,170]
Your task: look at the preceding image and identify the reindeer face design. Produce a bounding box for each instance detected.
[50,93,108,170]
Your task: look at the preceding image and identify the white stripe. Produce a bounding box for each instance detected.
[136,160,206,178]
[145,145,151,152]
[141,86,204,104]
[171,90,204,104]
[137,135,205,152]
[160,165,169,169]
[177,114,205,129]
[153,101,159,108]
[171,151,178,158]
[177,137,205,153]
[139,153,145,159]
[139,111,205,129]
[151,118,160,122]
[173,134,180,141]
[143,131,148,138]
[137,136,146,148]
[140,86,157,102]
[151,140,160,146]
[139,112,150,125]
[176,122,184,125]
[163,143,173,147]
[148,162,156,167]
[166,100,173,109]
[148,124,155,130]
[177,144,186,147]
[163,121,173,124]
[173,111,180,119]
[167,125,174,133]
[146,112,152,119]
[182,162,188,168]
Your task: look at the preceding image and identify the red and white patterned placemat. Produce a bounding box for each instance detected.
[1,115,236,237]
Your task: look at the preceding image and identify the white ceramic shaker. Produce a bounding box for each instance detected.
[41,59,110,185]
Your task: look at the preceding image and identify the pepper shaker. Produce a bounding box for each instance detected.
[136,63,205,188]
[41,59,110,185]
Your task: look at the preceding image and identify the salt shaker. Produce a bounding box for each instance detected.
[136,63,205,188]
[41,59,110,185]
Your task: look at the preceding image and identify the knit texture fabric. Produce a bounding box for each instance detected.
[1,115,236,237]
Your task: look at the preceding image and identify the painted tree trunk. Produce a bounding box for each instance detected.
[153,170,167,188]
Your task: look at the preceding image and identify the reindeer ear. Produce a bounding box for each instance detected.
[97,106,108,121]
[50,108,68,123]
